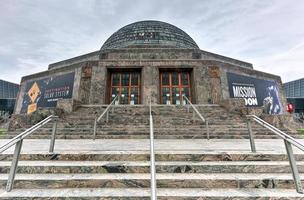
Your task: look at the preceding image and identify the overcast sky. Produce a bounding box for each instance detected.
[1,0,304,84]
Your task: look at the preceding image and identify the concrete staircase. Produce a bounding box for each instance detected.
[1,105,300,140]
[1,145,304,199]
[0,105,304,199]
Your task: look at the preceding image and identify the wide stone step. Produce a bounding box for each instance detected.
[60,117,244,122]
[0,173,302,189]
[2,132,295,139]
[5,129,287,136]
[0,188,303,199]
[1,161,304,174]
[14,124,280,130]
[2,152,304,162]
[0,134,285,140]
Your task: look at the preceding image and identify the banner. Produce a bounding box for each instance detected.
[21,72,75,114]
[227,72,282,114]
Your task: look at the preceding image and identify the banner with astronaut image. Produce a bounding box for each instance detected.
[227,72,283,115]
[21,72,75,114]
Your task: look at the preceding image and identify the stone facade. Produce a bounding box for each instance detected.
[15,47,287,115]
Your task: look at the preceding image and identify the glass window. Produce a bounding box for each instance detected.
[161,87,170,104]
[112,74,120,86]
[111,87,119,98]
[110,72,141,104]
[160,71,191,104]
[172,87,180,104]
[162,73,170,85]
[181,73,189,85]
[131,73,139,86]
[121,73,130,86]
[182,87,190,98]
[131,87,139,104]
[121,87,129,104]
[172,72,179,86]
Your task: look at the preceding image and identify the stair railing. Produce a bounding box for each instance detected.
[93,95,118,140]
[0,115,58,192]
[149,97,157,200]
[182,95,210,140]
[247,114,304,193]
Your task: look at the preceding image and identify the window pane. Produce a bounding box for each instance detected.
[181,73,189,85]
[120,87,129,104]
[112,74,120,86]
[121,74,129,86]
[162,73,170,85]
[111,87,120,100]
[131,87,139,104]
[172,87,180,104]
[182,87,190,98]
[131,73,139,86]
[161,87,170,104]
[172,72,179,85]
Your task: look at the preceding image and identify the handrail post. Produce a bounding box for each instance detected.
[6,139,23,192]
[246,118,256,153]
[149,98,157,200]
[49,119,58,153]
[284,140,303,193]
[206,120,210,140]
[93,118,97,140]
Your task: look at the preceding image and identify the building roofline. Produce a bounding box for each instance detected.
[199,49,253,69]
[0,79,20,86]
[47,48,253,70]
[283,77,304,84]
[48,50,100,69]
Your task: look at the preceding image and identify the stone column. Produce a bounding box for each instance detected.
[89,65,107,104]
[14,81,27,114]
[142,66,159,104]
[193,66,210,104]
[71,67,82,102]
[208,66,222,104]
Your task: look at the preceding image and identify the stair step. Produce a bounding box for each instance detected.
[0,173,302,189]
[1,188,303,198]
[1,188,303,199]
[1,161,304,173]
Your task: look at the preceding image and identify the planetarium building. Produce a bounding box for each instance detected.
[15,20,286,115]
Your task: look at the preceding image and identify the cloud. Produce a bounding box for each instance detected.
[0,0,304,84]
[254,41,304,82]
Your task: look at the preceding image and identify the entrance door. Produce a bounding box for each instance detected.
[110,72,140,104]
[160,71,191,104]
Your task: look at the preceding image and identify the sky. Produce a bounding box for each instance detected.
[0,0,304,84]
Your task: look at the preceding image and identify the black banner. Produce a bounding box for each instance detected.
[21,72,75,114]
[227,72,282,114]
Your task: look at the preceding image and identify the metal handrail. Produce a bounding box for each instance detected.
[93,95,118,140]
[149,97,157,200]
[0,115,58,153]
[0,115,58,192]
[182,95,210,140]
[246,114,304,193]
[248,115,304,151]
